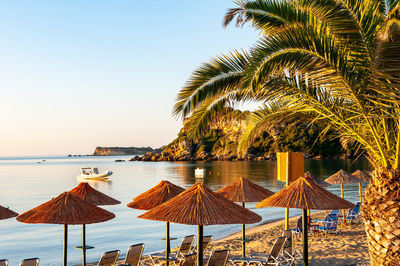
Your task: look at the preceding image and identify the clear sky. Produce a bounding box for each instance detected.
[0,0,258,156]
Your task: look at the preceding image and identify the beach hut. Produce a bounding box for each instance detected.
[139,182,261,266]
[17,192,115,266]
[70,182,121,266]
[127,180,185,266]
[216,177,274,257]
[256,177,354,266]
[0,205,18,220]
[325,169,362,222]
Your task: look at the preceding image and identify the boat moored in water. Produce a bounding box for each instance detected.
[77,167,113,180]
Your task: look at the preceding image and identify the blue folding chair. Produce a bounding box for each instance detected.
[318,214,340,235]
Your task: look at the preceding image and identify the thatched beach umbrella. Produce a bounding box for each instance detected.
[0,205,18,220]
[304,171,329,187]
[216,177,274,257]
[17,192,115,266]
[352,170,371,202]
[127,180,185,266]
[256,177,354,266]
[70,182,121,266]
[325,169,362,222]
[352,170,371,182]
[139,182,261,266]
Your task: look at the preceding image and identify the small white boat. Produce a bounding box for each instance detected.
[195,168,206,178]
[77,167,113,180]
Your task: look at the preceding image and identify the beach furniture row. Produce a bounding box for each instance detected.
[0,258,39,266]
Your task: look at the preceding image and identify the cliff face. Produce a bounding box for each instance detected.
[93,146,160,156]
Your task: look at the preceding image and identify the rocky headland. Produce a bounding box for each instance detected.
[129,108,351,162]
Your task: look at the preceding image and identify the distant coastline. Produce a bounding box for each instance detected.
[92,146,163,156]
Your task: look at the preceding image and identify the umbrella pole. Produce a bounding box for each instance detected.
[285,179,289,230]
[63,224,68,266]
[82,224,86,266]
[242,202,246,258]
[359,182,362,203]
[302,209,308,266]
[166,222,170,266]
[341,183,346,225]
[197,225,203,266]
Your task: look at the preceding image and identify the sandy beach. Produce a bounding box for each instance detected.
[138,211,369,266]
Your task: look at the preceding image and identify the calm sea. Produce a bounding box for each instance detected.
[0,156,370,265]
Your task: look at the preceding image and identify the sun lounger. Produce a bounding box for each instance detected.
[346,202,361,224]
[230,236,287,265]
[281,230,302,265]
[190,235,213,256]
[149,235,195,265]
[19,258,40,266]
[291,216,313,239]
[98,250,121,266]
[330,209,339,216]
[117,243,144,266]
[0,259,8,266]
[177,253,197,266]
[318,214,340,235]
[206,249,229,266]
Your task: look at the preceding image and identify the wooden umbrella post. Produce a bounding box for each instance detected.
[197,225,203,266]
[302,209,308,266]
[285,179,289,230]
[359,182,362,203]
[166,222,170,266]
[341,183,346,225]
[63,224,68,266]
[82,224,86,266]
[242,202,246,258]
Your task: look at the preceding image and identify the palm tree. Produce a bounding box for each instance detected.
[174,0,400,264]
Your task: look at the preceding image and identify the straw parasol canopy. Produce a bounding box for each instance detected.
[256,177,354,265]
[216,177,274,202]
[139,182,261,225]
[325,169,361,184]
[71,182,121,206]
[0,205,18,220]
[304,171,330,187]
[17,192,115,266]
[17,192,115,224]
[256,177,355,210]
[325,169,363,219]
[70,182,120,266]
[139,182,261,266]
[127,180,185,266]
[216,177,274,257]
[127,180,185,210]
[352,170,371,182]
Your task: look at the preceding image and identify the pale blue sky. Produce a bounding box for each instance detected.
[0,0,258,156]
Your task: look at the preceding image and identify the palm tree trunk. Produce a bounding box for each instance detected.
[361,169,400,265]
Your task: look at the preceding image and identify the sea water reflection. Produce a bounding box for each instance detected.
[0,156,371,265]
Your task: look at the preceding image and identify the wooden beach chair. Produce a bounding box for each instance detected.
[98,250,120,266]
[281,230,302,265]
[190,235,213,255]
[0,259,8,266]
[19,258,40,266]
[178,253,197,266]
[149,235,195,265]
[117,243,144,266]
[206,250,229,266]
[230,236,287,265]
